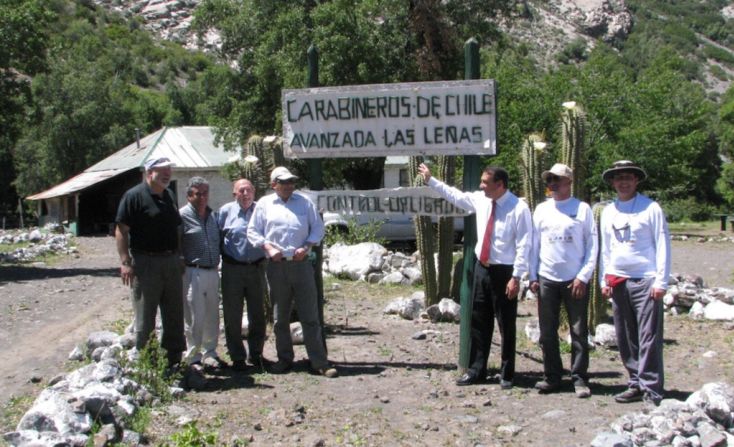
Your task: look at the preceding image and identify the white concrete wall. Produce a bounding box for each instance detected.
[173,170,234,211]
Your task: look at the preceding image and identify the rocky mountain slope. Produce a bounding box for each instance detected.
[93,0,733,94]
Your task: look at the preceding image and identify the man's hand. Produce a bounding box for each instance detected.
[571,278,587,299]
[601,286,612,299]
[293,247,309,261]
[120,264,134,286]
[417,163,432,183]
[650,288,665,300]
[529,280,539,294]
[506,276,520,300]
[265,244,283,262]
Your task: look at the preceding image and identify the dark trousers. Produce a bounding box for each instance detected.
[611,277,664,400]
[537,276,589,385]
[131,253,186,364]
[221,261,267,362]
[468,262,516,381]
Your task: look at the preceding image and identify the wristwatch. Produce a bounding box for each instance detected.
[122,259,132,266]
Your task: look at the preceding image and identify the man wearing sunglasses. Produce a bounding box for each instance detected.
[247,166,337,378]
[599,160,671,406]
[529,163,597,398]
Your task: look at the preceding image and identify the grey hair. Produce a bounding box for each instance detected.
[186,176,209,195]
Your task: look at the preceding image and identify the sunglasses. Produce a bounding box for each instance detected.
[276,179,295,185]
[545,175,561,183]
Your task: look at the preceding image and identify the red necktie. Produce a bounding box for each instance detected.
[479,200,495,264]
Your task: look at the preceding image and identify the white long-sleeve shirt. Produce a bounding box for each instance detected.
[247,192,324,258]
[427,177,532,278]
[529,197,598,283]
[599,193,671,290]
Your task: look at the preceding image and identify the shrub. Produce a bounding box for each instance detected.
[661,197,717,222]
[323,217,387,247]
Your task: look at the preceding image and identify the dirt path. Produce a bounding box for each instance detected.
[1,236,733,445]
[0,236,128,408]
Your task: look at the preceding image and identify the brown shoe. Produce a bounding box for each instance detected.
[614,387,643,403]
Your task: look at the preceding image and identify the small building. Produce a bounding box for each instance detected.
[26,126,236,235]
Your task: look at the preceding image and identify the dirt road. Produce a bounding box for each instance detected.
[1,235,733,445]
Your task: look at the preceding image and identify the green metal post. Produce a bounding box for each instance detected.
[459,38,481,372]
[307,44,326,350]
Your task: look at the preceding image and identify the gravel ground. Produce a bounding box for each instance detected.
[1,235,733,445]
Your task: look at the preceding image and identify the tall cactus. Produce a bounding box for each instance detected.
[410,155,438,305]
[224,135,287,195]
[587,202,608,334]
[520,132,549,212]
[435,155,455,300]
[560,101,588,201]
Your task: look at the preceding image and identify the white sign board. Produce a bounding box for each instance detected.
[282,80,496,159]
[302,187,471,218]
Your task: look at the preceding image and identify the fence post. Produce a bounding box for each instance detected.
[458,37,481,372]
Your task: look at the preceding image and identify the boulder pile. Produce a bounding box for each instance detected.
[665,274,734,321]
[592,382,734,447]
[3,331,152,447]
[324,242,424,286]
[383,292,461,323]
[0,226,78,263]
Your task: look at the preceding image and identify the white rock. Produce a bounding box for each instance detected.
[17,388,92,434]
[326,243,387,280]
[289,322,304,344]
[383,296,425,320]
[594,323,617,347]
[689,301,705,319]
[703,300,734,321]
[685,382,734,428]
[525,319,540,344]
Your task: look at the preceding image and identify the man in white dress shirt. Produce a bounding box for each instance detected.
[529,163,597,398]
[418,163,532,388]
[247,166,337,378]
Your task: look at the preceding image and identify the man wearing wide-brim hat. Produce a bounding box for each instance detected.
[599,160,671,406]
[529,163,597,398]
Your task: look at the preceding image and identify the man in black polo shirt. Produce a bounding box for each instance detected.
[116,157,186,369]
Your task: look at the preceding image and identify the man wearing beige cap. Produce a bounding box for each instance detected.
[115,157,186,370]
[247,166,337,378]
[529,163,597,398]
[599,160,670,406]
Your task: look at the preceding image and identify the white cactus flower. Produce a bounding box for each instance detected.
[562,101,577,110]
[533,141,547,151]
[244,155,259,163]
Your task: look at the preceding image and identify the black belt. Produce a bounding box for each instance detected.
[131,249,176,257]
[185,263,216,270]
[222,254,265,266]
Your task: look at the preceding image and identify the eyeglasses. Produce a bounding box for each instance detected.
[276,179,295,185]
[545,175,560,184]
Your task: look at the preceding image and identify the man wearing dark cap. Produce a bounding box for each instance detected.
[116,157,186,369]
[247,166,337,378]
[529,163,597,398]
[599,160,671,405]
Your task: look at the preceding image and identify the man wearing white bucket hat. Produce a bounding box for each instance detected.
[599,160,671,406]
[529,163,597,398]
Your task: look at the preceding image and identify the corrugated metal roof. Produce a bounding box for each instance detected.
[26,169,131,200]
[27,127,232,200]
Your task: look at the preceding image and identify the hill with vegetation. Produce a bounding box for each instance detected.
[2,0,734,222]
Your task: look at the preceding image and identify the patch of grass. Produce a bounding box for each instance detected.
[163,421,218,446]
[124,406,152,434]
[0,394,34,433]
[120,338,179,403]
[377,344,393,357]
[559,339,572,354]
[107,317,130,335]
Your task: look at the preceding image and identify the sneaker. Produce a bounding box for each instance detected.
[614,387,643,403]
[269,360,293,374]
[500,380,513,390]
[534,380,561,394]
[574,382,591,398]
[317,367,338,378]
